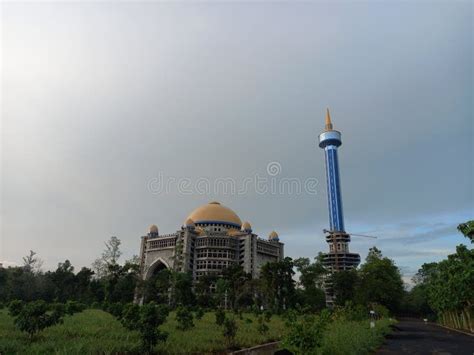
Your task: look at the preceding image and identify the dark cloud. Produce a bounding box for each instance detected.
[1,2,472,270]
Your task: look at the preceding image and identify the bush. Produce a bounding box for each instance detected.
[282,309,331,355]
[12,300,65,340]
[371,304,390,319]
[175,306,194,331]
[107,302,124,318]
[245,317,253,324]
[8,300,24,317]
[215,308,225,326]
[120,302,169,353]
[120,303,140,329]
[65,300,86,315]
[264,310,272,322]
[194,307,204,320]
[223,317,238,348]
[257,316,269,335]
[333,302,367,322]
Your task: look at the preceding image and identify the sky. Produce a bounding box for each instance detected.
[1,1,472,285]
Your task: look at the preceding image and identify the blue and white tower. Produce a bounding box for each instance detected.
[319,109,345,232]
[318,109,360,278]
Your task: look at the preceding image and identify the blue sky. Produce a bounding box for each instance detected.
[1,1,472,285]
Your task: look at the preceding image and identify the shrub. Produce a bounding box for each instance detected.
[257,316,269,335]
[91,301,101,309]
[175,306,194,330]
[107,302,124,318]
[215,308,226,326]
[194,307,204,320]
[120,303,140,329]
[8,300,24,317]
[120,302,169,353]
[65,300,86,315]
[333,302,367,322]
[223,317,238,348]
[372,304,390,319]
[282,309,332,355]
[245,318,253,324]
[264,310,272,322]
[12,300,65,340]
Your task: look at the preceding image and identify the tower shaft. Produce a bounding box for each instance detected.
[324,145,344,232]
[318,109,360,306]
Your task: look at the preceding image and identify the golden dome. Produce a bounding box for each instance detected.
[149,224,158,234]
[241,221,252,231]
[185,201,242,227]
[269,230,279,239]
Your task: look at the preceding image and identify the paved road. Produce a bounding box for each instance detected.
[377,318,474,355]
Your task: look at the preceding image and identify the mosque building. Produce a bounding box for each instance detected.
[138,201,284,282]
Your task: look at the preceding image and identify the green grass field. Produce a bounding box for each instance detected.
[0,309,285,354]
[0,309,393,354]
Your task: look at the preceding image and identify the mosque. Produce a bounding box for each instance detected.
[138,201,284,282]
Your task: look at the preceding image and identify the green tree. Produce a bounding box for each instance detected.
[294,256,327,311]
[221,265,251,310]
[282,310,331,355]
[356,247,404,312]
[457,220,474,243]
[11,300,64,340]
[420,245,474,331]
[223,317,238,348]
[215,308,226,326]
[175,306,194,330]
[119,302,169,353]
[331,269,358,306]
[260,257,296,312]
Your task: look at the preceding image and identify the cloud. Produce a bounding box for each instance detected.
[0,260,19,268]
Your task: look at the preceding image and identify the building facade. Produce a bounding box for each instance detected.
[139,201,284,282]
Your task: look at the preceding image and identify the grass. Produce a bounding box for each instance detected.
[0,309,394,355]
[320,319,395,355]
[0,309,285,354]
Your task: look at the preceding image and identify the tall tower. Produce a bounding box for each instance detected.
[318,109,360,304]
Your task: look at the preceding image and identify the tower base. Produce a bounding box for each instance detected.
[322,232,360,307]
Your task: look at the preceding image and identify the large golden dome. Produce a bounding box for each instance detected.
[185,201,242,227]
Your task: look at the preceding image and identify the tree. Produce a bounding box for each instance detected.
[294,256,327,311]
[215,308,226,326]
[282,310,331,355]
[457,220,474,243]
[260,257,296,312]
[92,236,122,278]
[222,317,238,348]
[195,274,217,308]
[331,269,358,307]
[356,247,404,312]
[170,272,195,307]
[419,245,474,331]
[119,302,169,353]
[221,265,251,310]
[175,306,194,330]
[22,250,43,274]
[10,300,64,340]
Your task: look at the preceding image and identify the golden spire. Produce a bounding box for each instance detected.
[325,108,333,131]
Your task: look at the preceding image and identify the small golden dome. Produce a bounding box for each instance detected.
[269,230,279,240]
[241,221,252,231]
[185,201,242,227]
[149,224,158,234]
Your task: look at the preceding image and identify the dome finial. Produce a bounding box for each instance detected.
[325,108,333,131]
